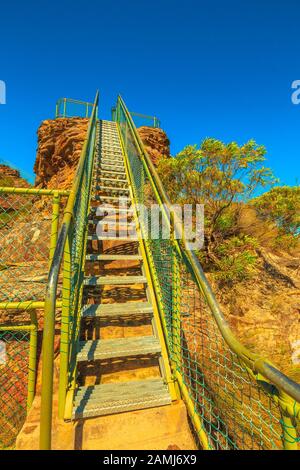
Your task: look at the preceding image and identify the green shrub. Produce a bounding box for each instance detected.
[214,236,258,284]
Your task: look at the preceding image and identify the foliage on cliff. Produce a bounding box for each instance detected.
[253,186,300,249]
[0,164,30,188]
[158,138,282,283]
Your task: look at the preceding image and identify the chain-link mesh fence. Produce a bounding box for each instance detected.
[116,97,300,450]
[0,189,68,303]
[0,188,68,448]
[0,329,30,449]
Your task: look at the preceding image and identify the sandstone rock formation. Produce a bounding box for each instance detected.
[137,127,170,165]
[0,164,30,188]
[34,118,88,189]
[212,250,300,382]
[0,164,30,212]
[34,120,170,190]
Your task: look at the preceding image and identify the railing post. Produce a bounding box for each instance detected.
[63,98,67,118]
[55,101,59,118]
[278,391,299,450]
[27,310,38,409]
[49,191,60,266]
[58,228,72,419]
[281,412,298,450]
[39,289,56,449]
[116,100,120,124]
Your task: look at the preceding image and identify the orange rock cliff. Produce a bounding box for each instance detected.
[33,119,170,190]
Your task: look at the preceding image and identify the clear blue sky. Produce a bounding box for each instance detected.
[0,0,299,185]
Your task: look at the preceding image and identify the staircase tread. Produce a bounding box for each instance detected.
[98,177,127,183]
[90,206,134,214]
[97,169,126,175]
[87,235,138,241]
[100,163,124,167]
[84,275,147,285]
[77,335,161,362]
[97,185,129,192]
[92,195,131,202]
[88,219,135,226]
[72,378,170,419]
[88,220,136,226]
[86,254,142,261]
[82,301,153,317]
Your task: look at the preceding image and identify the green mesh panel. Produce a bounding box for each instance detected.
[0,329,29,449]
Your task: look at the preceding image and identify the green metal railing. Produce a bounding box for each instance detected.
[39,91,99,449]
[130,111,160,128]
[112,107,160,128]
[56,98,95,119]
[114,95,300,450]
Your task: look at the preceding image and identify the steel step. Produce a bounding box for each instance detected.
[98,177,128,185]
[92,195,131,204]
[101,141,119,144]
[97,169,126,176]
[84,275,147,286]
[81,301,153,318]
[87,234,138,241]
[100,160,124,166]
[100,157,123,163]
[96,185,129,194]
[72,378,170,419]
[90,206,134,215]
[77,336,161,362]
[101,157,123,161]
[101,143,120,147]
[100,158,123,163]
[101,152,121,155]
[86,254,142,261]
[100,164,124,171]
[88,219,135,227]
[93,175,127,184]
[101,147,122,151]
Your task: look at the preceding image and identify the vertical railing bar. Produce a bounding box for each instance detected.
[58,227,72,419]
[49,191,60,266]
[27,310,38,409]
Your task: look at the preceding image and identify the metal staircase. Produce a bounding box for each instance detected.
[37,93,300,450]
[72,120,172,420]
